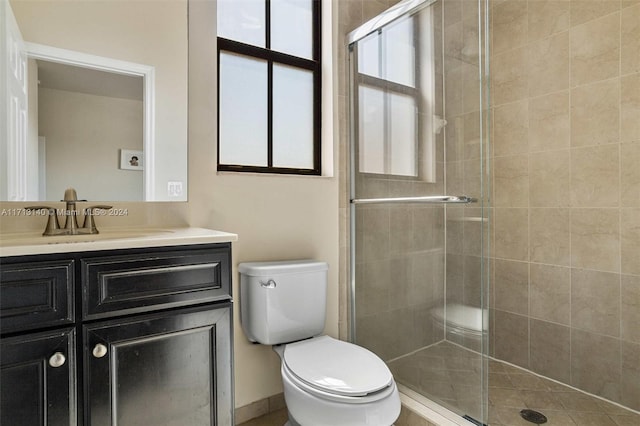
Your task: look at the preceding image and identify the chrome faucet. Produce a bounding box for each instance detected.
[25,188,112,236]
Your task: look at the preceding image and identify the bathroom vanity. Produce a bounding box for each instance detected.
[0,228,237,426]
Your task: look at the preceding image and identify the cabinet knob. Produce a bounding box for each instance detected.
[48,352,66,368]
[92,343,108,359]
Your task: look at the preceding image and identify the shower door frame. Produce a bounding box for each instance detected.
[347,0,440,343]
[346,0,492,423]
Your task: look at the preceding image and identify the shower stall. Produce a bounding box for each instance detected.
[348,0,491,423]
[347,0,640,425]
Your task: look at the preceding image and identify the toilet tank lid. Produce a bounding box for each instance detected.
[238,260,328,276]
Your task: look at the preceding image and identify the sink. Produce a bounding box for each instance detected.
[0,228,174,247]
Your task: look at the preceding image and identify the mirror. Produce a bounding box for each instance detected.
[2,0,188,202]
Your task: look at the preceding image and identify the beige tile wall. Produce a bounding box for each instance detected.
[338,0,489,362]
[489,0,640,411]
[338,0,394,341]
[338,0,450,362]
[337,0,639,415]
[337,0,404,343]
[443,0,491,353]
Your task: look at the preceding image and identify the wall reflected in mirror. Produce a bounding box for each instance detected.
[35,60,144,201]
[2,0,188,202]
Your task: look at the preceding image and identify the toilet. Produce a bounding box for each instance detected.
[239,260,401,426]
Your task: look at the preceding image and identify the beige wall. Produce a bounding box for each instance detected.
[489,0,640,410]
[39,87,143,201]
[187,1,339,409]
[10,0,188,201]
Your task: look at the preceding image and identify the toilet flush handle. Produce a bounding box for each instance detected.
[260,279,277,289]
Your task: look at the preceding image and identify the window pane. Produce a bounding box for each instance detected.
[273,65,314,169]
[358,85,385,174]
[219,52,268,167]
[389,93,417,176]
[357,32,380,79]
[271,0,313,59]
[217,0,265,47]
[383,17,415,87]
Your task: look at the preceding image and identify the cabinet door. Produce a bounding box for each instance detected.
[84,304,233,426]
[0,328,76,426]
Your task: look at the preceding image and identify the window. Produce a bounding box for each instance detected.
[217,0,321,175]
[353,8,437,182]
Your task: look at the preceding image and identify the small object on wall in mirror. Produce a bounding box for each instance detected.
[120,149,143,171]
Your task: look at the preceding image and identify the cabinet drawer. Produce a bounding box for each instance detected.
[0,260,75,334]
[82,246,231,320]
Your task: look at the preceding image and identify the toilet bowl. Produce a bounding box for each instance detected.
[276,336,400,426]
[239,260,401,426]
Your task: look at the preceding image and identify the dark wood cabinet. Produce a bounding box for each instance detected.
[84,304,233,426]
[0,328,76,426]
[0,260,75,334]
[0,243,233,426]
[82,246,231,320]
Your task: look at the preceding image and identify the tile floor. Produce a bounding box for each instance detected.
[389,341,640,426]
[239,341,640,425]
[238,408,288,426]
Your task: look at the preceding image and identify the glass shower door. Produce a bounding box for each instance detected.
[348,0,490,424]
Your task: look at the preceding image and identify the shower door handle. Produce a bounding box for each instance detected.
[350,195,477,205]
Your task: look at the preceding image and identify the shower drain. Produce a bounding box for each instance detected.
[520,409,548,424]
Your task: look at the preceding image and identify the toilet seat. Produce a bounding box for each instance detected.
[282,336,394,402]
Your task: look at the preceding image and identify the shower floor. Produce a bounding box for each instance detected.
[388,341,640,426]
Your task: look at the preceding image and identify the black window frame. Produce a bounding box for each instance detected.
[216,0,322,175]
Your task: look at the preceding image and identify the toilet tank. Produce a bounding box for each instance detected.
[239,260,328,345]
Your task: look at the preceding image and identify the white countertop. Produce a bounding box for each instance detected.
[0,227,238,257]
